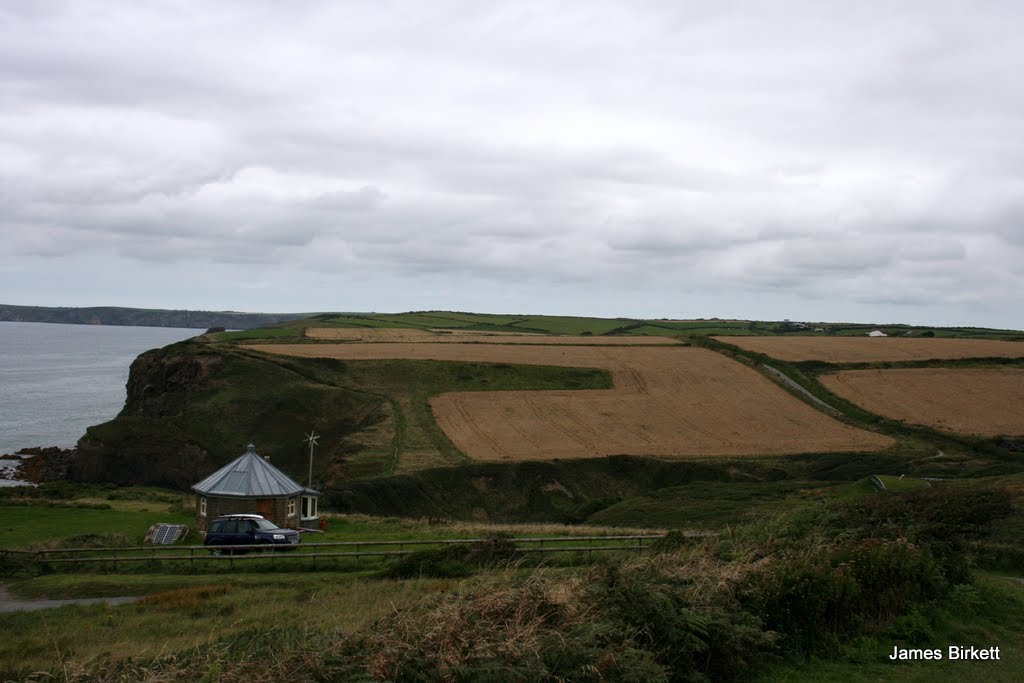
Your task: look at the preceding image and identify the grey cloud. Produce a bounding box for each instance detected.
[0,1,1021,327]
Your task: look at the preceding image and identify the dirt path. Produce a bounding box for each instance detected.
[0,585,138,613]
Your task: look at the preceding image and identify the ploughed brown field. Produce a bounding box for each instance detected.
[249,342,892,462]
[821,368,1024,436]
[714,336,1024,363]
[306,328,681,345]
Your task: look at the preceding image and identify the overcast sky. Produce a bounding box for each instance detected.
[2,1,1022,328]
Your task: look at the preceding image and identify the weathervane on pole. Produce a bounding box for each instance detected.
[304,430,320,488]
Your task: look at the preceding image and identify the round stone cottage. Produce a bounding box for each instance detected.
[191,444,320,530]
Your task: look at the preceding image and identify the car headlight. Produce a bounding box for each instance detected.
[273,534,285,540]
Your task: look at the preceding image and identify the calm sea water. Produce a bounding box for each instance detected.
[0,321,199,455]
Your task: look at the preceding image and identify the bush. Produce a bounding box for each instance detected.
[648,529,696,553]
[831,484,1014,584]
[378,545,475,579]
[55,533,134,549]
[742,538,948,657]
[884,609,935,646]
[379,534,518,579]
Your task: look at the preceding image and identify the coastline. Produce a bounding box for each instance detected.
[0,457,31,487]
[0,447,74,487]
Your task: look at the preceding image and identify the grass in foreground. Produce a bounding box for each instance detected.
[0,573,454,676]
[0,479,1018,681]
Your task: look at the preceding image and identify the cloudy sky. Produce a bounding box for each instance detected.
[2,1,1021,327]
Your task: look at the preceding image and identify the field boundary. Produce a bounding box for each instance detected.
[2,534,673,575]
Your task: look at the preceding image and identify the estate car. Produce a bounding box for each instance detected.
[203,514,301,554]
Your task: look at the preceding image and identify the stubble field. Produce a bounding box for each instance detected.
[821,367,1024,436]
[249,342,892,461]
[713,336,1024,362]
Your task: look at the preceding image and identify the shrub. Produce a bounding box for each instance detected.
[742,538,948,657]
[648,529,696,554]
[138,584,231,612]
[378,545,475,579]
[379,534,518,579]
[55,532,133,549]
[884,609,935,646]
[831,484,1014,584]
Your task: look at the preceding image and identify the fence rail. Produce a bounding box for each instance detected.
[1,534,672,574]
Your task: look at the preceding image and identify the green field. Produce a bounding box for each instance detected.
[313,311,632,335]
[211,326,305,341]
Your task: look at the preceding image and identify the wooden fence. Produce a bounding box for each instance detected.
[1,534,670,574]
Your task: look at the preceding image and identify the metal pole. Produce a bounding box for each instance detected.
[305,430,320,489]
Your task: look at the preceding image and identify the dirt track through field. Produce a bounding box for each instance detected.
[714,337,1024,363]
[250,343,892,461]
[822,368,1024,436]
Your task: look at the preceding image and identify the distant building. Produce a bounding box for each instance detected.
[867,330,888,337]
[191,444,319,530]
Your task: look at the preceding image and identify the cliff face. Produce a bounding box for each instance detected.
[71,343,227,488]
[70,341,382,490]
[121,345,225,417]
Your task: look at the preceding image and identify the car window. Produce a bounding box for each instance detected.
[254,519,278,530]
[210,521,224,533]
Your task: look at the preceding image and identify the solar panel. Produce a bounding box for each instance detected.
[149,524,187,545]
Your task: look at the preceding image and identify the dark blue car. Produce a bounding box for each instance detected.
[204,514,301,554]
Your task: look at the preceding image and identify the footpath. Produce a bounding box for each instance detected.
[0,585,137,613]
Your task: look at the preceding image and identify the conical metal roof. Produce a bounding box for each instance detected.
[192,444,307,497]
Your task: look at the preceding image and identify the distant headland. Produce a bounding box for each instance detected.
[0,304,318,331]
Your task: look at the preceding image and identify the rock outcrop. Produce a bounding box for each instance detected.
[69,340,380,490]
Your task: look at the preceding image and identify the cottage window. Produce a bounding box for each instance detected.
[200,497,207,517]
[301,495,317,519]
[287,498,296,517]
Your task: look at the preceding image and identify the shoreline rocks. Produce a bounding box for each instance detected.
[6,446,75,483]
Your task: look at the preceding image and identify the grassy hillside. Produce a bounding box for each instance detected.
[72,340,612,489]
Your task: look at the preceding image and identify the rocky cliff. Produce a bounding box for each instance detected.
[70,341,383,490]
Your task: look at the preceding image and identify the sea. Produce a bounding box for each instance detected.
[0,322,199,482]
